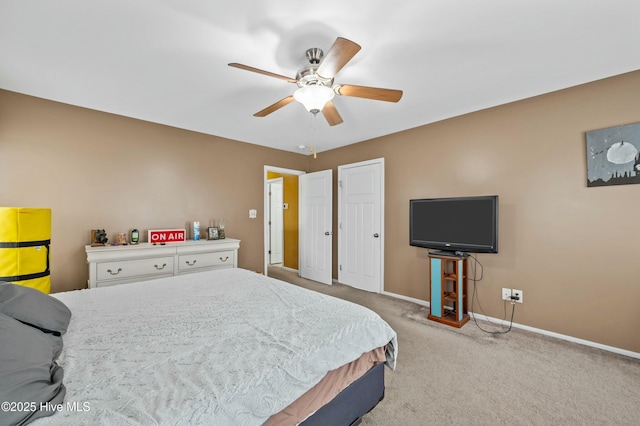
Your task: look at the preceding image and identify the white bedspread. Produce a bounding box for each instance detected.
[37,268,397,425]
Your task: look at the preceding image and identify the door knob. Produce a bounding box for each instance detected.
[373,233,379,238]
[325,231,333,236]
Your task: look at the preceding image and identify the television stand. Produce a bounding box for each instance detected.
[427,252,469,328]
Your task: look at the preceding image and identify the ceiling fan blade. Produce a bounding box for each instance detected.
[321,101,343,126]
[254,96,295,117]
[228,63,297,83]
[316,37,361,79]
[335,84,403,103]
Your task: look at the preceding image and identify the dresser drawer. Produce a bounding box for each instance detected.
[178,250,235,272]
[96,256,174,281]
[94,273,173,288]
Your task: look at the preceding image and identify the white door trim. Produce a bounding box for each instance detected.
[263,165,305,276]
[338,157,385,293]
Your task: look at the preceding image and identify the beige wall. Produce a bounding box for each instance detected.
[309,70,640,353]
[0,90,307,291]
[2,69,639,354]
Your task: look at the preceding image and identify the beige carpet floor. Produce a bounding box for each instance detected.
[267,266,640,426]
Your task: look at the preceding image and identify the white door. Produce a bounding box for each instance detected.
[268,178,283,264]
[299,169,332,285]
[338,159,384,293]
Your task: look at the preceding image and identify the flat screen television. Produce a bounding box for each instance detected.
[409,195,499,254]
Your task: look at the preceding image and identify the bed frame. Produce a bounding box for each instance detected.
[301,362,385,426]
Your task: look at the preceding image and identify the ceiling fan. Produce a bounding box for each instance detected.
[228,37,403,126]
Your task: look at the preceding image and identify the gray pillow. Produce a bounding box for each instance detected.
[0,312,66,426]
[0,282,71,336]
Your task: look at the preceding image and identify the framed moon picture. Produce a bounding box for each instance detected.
[585,122,640,187]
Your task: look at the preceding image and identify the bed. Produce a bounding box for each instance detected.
[1,268,397,425]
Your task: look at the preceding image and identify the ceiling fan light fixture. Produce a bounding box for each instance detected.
[293,85,334,113]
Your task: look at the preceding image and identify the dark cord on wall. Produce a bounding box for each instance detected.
[468,253,515,334]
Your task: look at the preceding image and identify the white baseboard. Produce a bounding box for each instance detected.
[469,312,640,360]
[382,290,640,360]
[382,290,430,308]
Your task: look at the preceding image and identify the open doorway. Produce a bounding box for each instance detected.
[263,166,305,278]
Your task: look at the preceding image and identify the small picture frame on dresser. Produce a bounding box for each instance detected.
[207,227,219,240]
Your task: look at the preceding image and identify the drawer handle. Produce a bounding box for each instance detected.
[220,256,229,262]
[154,263,167,270]
[185,260,197,266]
[107,268,122,275]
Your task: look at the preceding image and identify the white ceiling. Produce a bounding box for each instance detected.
[2,1,639,154]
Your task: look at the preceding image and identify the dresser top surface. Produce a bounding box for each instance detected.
[85,238,240,253]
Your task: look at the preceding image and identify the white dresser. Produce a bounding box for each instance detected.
[85,238,240,288]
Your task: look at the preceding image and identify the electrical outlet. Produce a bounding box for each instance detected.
[512,289,523,303]
[501,288,512,301]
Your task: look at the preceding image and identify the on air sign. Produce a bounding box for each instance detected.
[148,229,186,243]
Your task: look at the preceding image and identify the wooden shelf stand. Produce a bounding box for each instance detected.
[427,252,469,328]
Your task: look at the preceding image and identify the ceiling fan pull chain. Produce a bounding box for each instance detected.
[311,113,319,159]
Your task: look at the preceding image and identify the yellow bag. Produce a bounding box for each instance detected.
[0,207,51,294]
